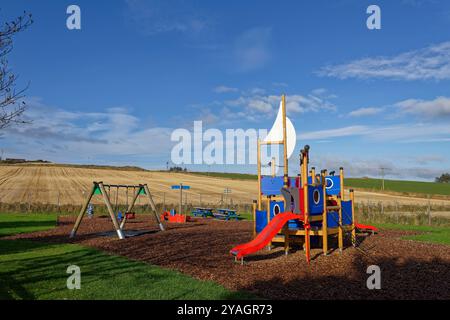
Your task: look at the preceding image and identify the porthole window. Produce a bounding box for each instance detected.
[326,178,334,190]
[273,204,281,215]
[313,189,321,205]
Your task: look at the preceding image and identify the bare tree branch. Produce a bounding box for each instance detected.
[0,11,33,130]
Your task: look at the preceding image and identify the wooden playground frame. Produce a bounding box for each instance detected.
[253,94,357,261]
[69,181,165,240]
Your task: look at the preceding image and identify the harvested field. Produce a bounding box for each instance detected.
[9,215,450,299]
[1,165,450,210]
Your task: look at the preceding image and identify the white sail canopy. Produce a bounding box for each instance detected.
[264,100,297,159]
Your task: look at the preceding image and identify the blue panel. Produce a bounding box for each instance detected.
[255,210,268,233]
[289,177,297,188]
[261,176,284,195]
[308,185,324,215]
[327,211,339,228]
[269,201,284,219]
[325,176,341,196]
[341,200,353,225]
[288,219,303,229]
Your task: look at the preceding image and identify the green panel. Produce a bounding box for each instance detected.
[93,186,102,195]
[138,187,146,195]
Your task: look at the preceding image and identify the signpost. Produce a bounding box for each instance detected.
[171,184,190,215]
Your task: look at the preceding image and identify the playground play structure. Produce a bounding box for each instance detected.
[70,181,165,239]
[230,95,377,263]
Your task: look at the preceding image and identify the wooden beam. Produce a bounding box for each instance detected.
[350,189,356,247]
[322,171,328,256]
[99,182,124,239]
[70,184,95,238]
[143,184,165,231]
[282,94,288,188]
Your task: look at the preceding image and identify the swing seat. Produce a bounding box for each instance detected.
[125,212,136,220]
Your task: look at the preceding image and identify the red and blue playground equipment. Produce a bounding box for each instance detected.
[230,146,377,264]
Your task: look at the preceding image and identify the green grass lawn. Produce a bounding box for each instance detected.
[0,213,254,300]
[0,213,57,237]
[375,223,450,245]
[345,178,450,196]
[189,171,450,196]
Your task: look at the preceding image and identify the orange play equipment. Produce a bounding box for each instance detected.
[160,210,192,223]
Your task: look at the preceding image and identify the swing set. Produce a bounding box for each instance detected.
[69,181,165,240]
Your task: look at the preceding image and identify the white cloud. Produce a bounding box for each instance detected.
[222,91,337,122]
[348,107,384,117]
[299,126,369,140]
[317,41,450,81]
[234,27,272,71]
[300,123,450,143]
[213,85,238,93]
[125,0,209,36]
[2,98,174,163]
[396,96,450,118]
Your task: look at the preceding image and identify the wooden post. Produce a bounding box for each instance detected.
[322,170,328,255]
[163,192,166,212]
[340,167,345,201]
[311,167,316,185]
[179,183,183,216]
[99,182,124,239]
[302,147,311,263]
[143,184,165,231]
[257,139,262,210]
[427,194,431,225]
[252,200,257,238]
[282,94,288,188]
[350,189,356,247]
[338,197,343,253]
[338,167,344,252]
[266,197,271,250]
[70,183,96,238]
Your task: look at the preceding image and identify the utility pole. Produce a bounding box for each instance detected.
[380,167,389,191]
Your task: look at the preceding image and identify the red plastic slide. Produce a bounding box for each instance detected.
[355,222,378,232]
[230,212,304,259]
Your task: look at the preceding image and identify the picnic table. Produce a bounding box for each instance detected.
[214,208,239,221]
[191,207,214,218]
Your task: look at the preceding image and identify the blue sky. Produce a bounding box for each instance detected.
[1,0,450,180]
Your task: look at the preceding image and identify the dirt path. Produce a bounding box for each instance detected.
[9,216,450,299]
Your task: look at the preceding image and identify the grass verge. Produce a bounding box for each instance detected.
[376,223,450,245]
[0,213,254,300]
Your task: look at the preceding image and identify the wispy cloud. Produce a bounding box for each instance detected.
[317,41,450,81]
[299,126,369,140]
[125,0,209,36]
[396,96,450,118]
[213,85,239,93]
[348,107,384,117]
[300,123,450,143]
[223,91,337,122]
[234,27,272,71]
[2,98,173,164]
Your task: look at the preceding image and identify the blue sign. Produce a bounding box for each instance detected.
[171,185,190,190]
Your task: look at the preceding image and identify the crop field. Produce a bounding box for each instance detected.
[0,164,450,209]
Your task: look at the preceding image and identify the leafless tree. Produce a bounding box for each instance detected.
[0,11,33,130]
